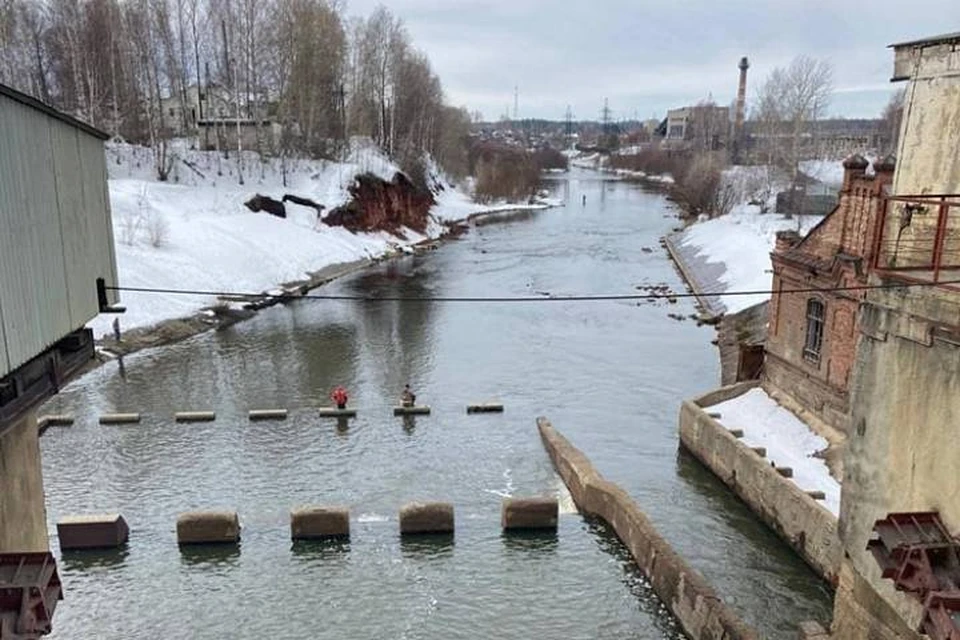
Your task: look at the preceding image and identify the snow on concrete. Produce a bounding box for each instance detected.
[709,387,841,516]
[91,141,550,337]
[676,206,821,314]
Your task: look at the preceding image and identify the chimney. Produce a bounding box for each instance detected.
[842,154,870,191]
[873,155,897,185]
[775,230,801,254]
[734,56,750,162]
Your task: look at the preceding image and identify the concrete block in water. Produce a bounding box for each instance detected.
[399,502,454,535]
[99,413,141,425]
[751,446,767,457]
[174,411,216,423]
[290,506,350,540]
[318,408,357,418]
[393,406,431,416]
[776,467,794,478]
[248,409,288,421]
[728,428,744,438]
[466,404,504,414]
[57,514,129,550]
[807,491,827,501]
[501,497,559,531]
[39,415,74,427]
[798,620,830,639]
[176,511,240,545]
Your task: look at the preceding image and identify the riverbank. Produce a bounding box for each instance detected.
[85,142,557,366]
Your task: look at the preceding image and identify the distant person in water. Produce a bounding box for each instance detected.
[581,194,586,206]
[401,384,416,408]
[331,386,349,410]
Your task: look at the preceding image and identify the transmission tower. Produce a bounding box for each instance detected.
[513,85,519,122]
[565,105,574,139]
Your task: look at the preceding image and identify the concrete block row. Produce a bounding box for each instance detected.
[89,404,507,425]
[55,497,560,551]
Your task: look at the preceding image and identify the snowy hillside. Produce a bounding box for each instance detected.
[676,206,822,314]
[92,141,546,337]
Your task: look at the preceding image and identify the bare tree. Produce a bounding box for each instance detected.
[753,56,833,176]
[880,88,905,155]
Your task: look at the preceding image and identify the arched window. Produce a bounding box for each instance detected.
[804,299,825,363]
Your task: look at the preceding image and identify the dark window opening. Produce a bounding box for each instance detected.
[804,299,825,363]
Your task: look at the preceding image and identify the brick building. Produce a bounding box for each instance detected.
[764,154,895,433]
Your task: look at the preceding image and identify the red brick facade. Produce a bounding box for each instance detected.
[764,155,895,433]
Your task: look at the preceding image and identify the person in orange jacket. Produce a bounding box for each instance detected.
[331,386,349,410]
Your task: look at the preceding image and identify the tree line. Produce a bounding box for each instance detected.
[0,0,471,182]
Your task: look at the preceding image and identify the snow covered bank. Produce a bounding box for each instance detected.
[91,142,550,338]
[708,387,840,516]
[673,206,821,315]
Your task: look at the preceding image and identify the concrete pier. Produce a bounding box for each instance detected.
[318,408,357,418]
[248,409,288,421]
[290,506,350,540]
[57,514,129,550]
[393,406,431,416]
[466,404,504,414]
[176,511,240,545]
[399,502,454,535]
[501,497,559,531]
[174,411,216,423]
[0,413,49,552]
[99,413,141,425]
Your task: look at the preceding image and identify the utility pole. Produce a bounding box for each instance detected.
[513,85,519,122]
[565,105,574,145]
[600,98,613,150]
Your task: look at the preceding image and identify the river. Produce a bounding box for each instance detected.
[40,169,832,638]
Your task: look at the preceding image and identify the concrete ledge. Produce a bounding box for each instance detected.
[678,395,841,586]
[39,415,74,427]
[399,502,454,535]
[176,511,240,545]
[502,497,558,531]
[290,506,350,540]
[318,408,357,418]
[99,413,141,425]
[538,417,759,640]
[174,411,216,423]
[57,514,129,550]
[467,404,504,414]
[248,409,288,421]
[394,406,431,416]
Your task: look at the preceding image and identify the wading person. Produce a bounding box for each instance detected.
[331,386,349,410]
[400,384,416,408]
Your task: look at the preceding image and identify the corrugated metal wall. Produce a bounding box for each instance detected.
[0,93,119,378]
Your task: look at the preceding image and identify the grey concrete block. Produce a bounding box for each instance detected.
[291,506,350,540]
[57,514,129,550]
[177,511,240,545]
[399,502,454,535]
[502,497,559,531]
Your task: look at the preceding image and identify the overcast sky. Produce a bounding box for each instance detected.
[345,0,958,122]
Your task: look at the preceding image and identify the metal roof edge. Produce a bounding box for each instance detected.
[0,82,109,140]
[888,31,960,49]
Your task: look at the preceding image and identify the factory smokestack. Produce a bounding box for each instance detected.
[734,56,750,162]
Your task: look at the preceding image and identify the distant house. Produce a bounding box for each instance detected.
[764,154,895,433]
[664,104,730,150]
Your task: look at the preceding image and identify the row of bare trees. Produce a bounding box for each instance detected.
[0,0,471,180]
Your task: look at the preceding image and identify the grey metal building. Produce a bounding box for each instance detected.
[0,83,120,427]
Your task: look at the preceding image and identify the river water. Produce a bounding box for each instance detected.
[40,170,831,638]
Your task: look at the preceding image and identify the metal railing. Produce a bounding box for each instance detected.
[873,195,960,286]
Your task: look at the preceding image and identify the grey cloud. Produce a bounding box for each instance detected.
[347,0,958,119]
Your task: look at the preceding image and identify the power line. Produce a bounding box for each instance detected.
[105,279,960,304]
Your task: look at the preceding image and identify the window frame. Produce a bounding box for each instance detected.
[803,298,826,364]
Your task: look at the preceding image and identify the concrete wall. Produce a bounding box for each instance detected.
[678,384,842,585]
[0,413,49,552]
[537,418,759,640]
[834,282,960,637]
[893,39,960,196]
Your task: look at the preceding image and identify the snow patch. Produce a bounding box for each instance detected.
[708,387,840,516]
[678,207,822,314]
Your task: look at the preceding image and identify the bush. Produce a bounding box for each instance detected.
[676,152,735,218]
[470,143,541,203]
